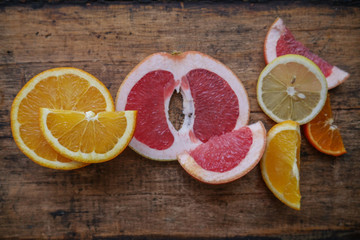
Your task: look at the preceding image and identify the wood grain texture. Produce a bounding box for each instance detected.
[0,2,359,239]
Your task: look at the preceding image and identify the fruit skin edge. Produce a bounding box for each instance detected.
[10,67,115,170]
[12,100,87,170]
[260,120,301,211]
[177,121,266,185]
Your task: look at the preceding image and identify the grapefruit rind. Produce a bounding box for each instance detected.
[11,67,114,170]
[257,54,328,125]
[116,51,250,161]
[260,120,301,211]
[178,121,266,184]
[39,108,137,163]
[326,66,350,90]
[264,17,349,89]
[264,17,285,65]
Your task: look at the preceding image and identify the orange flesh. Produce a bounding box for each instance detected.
[304,95,346,156]
[265,129,301,204]
[46,111,127,154]
[17,74,108,162]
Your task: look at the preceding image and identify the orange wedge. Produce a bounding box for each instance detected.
[39,108,137,163]
[303,94,346,156]
[11,67,114,170]
[261,120,301,210]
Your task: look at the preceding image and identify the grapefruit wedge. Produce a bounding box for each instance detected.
[264,18,349,89]
[116,51,250,161]
[178,122,266,184]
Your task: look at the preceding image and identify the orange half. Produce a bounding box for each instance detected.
[11,67,114,170]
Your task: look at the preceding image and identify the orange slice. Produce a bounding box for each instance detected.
[11,67,114,170]
[39,108,136,163]
[303,94,346,156]
[261,120,301,210]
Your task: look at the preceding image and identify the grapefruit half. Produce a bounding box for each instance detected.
[178,122,266,184]
[116,51,250,161]
[264,18,349,89]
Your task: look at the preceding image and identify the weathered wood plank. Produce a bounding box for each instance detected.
[0,2,359,239]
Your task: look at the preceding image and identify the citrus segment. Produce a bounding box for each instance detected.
[190,126,252,172]
[125,70,176,150]
[11,67,114,170]
[261,120,301,210]
[264,17,349,89]
[39,108,136,163]
[116,51,249,160]
[186,69,239,143]
[257,54,328,125]
[303,94,346,156]
[178,122,266,184]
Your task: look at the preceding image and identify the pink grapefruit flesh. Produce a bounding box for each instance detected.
[178,121,266,184]
[125,70,176,150]
[264,17,349,89]
[186,69,240,143]
[190,127,252,173]
[116,51,250,161]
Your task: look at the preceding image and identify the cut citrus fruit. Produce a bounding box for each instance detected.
[116,51,250,160]
[11,67,114,170]
[39,108,136,163]
[303,94,346,156]
[257,54,328,125]
[264,17,349,89]
[261,120,301,210]
[178,122,266,184]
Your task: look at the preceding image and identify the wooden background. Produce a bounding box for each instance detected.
[1,2,359,239]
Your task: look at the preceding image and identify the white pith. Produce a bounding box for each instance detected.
[264,18,285,65]
[85,111,97,120]
[116,52,250,161]
[177,122,266,184]
[264,18,349,89]
[326,66,350,89]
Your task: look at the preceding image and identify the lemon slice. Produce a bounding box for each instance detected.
[261,120,301,210]
[257,54,328,125]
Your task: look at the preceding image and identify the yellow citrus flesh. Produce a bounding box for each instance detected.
[11,67,114,170]
[261,120,301,210]
[257,54,328,125]
[40,109,137,163]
